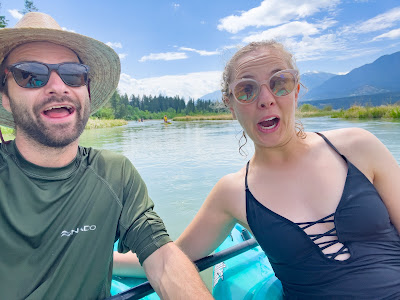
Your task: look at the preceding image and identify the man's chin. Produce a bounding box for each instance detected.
[17,123,86,148]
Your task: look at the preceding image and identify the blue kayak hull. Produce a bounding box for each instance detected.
[212,224,283,299]
[111,224,284,299]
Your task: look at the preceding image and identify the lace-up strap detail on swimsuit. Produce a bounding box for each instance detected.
[295,132,350,260]
[296,213,349,260]
[244,132,351,261]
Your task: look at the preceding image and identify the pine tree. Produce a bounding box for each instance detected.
[0,2,8,28]
[20,0,38,15]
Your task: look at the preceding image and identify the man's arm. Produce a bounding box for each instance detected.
[142,242,213,300]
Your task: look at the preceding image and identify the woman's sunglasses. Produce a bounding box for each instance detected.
[2,61,89,88]
[229,69,299,104]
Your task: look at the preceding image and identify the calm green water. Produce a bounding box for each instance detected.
[80,117,400,240]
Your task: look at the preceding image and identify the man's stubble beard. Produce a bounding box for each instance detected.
[9,95,90,148]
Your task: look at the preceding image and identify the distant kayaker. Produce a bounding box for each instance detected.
[163,115,168,123]
[0,12,211,300]
[115,40,400,299]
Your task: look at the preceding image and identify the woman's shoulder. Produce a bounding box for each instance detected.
[317,128,378,153]
[209,166,248,221]
[211,166,247,202]
[218,166,247,188]
[316,128,383,178]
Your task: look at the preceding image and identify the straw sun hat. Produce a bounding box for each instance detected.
[0,12,121,128]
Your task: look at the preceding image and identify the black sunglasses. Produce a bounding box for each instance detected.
[2,61,90,88]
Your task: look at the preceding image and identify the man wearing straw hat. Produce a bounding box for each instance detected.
[0,12,212,299]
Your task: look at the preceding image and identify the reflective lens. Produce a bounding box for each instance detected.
[6,62,89,88]
[230,69,298,104]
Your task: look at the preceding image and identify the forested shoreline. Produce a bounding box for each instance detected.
[93,91,228,121]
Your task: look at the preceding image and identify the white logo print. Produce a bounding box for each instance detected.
[60,225,97,237]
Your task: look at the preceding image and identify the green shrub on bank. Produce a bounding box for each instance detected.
[0,126,15,140]
[299,104,318,112]
[296,104,335,118]
[331,105,400,119]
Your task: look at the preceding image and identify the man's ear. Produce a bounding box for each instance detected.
[2,93,12,113]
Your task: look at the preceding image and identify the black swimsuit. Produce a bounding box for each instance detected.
[245,132,400,299]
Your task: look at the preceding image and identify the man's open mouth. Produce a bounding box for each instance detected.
[43,105,75,118]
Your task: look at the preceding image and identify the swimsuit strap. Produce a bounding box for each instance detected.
[315,132,346,161]
[245,161,250,190]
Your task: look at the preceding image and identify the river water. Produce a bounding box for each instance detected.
[80,117,400,240]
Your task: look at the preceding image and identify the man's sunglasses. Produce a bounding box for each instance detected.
[2,61,89,88]
[229,69,299,104]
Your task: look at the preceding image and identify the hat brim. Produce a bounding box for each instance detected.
[0,28,121,128]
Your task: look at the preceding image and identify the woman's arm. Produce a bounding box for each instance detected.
[338,128,400,233]
[113,173,241,275]
[176,174,240,261]
[113,251,146,277]
[366,131,400,233]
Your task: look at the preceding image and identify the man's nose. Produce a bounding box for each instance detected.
[43,71,70,95]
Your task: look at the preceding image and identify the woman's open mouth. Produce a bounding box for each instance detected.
[258,116,280,131]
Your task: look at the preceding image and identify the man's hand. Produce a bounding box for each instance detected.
[142,242,213,299]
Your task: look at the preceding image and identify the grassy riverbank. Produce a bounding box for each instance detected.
[0,126,14,141]
[331,104,400,119]
[173,114,233,121]
[295,104,400,119]
[85,118,128,129]
[0,118,128,141]
[171,104,400,120]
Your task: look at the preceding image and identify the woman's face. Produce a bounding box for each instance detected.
[228,47,299,150]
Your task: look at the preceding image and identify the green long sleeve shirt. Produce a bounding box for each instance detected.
[0,141,171,299]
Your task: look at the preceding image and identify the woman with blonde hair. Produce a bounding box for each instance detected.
[115,40,400,299]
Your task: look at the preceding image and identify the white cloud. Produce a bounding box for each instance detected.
[217,0,339,34]
[8,9,23,20]
[118,53,128,60]
[117,71,222,100]
[372,28,400,41]
[242,20,336,43]
[283,34,343,62]
[179,47,220,56]
[334,47,383,61]
[352,7,400,34]
[221,44,240,50]
[139,52,188,62]
[62,27,76,33]
[172,3,180,10]
[106,42,123,49]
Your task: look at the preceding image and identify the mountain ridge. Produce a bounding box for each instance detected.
[198,51,400,107]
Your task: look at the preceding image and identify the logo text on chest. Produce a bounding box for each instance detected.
[60,225,97,237]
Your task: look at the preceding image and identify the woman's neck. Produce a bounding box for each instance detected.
[252,132,309,166]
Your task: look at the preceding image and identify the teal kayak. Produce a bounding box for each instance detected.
[212,224,283,299]
[110,223,283,299]
[111,242,159,299]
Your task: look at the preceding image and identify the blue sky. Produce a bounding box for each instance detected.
[2,0,400,100]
